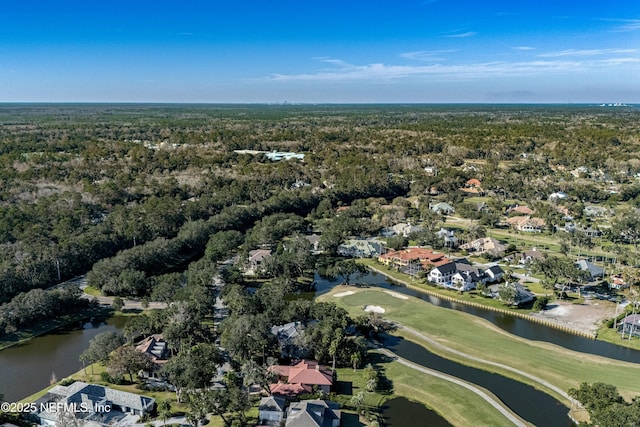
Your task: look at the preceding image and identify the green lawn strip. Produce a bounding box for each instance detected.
[321,287,640,401]
[334,353,518,427]
[596,327,640,351]
[0,307,111,351]
[82,286,103,297]
[385,362,524,427]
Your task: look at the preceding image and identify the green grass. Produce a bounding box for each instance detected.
[334,352,519,427]
[82,286,103,297]
[597,327,640,351]
[321,287,640,401]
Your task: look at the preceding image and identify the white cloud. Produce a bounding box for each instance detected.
[443,31,477,38]
[611,19,640,32]
[539,48,637,58]
[399,50,457,61]
[514,46,535,51]
[267,55,640,83]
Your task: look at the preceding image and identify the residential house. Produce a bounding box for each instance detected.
[461,178,483,194]
[428,261,458,288]
[507,205,535,216]
[584,205,609,217]
[610,274,628,290]
[285,400,341,427]
[378,248,449,276]
[490,282,535,306]
[337,239,382,258]
[620,314,640,337]
[424,166,438,176]
[247,249,272,274]
[576,226,602,238]
[436,228,458,247]
[548,191,568,201]
[269,360,333,398]
[135,335,169,379]
[485,265,505,283]
[518,249,545,265]
[34,382,155,427]
[429,202,455,215]
[271,321,309,359]
[304,234,323,253]
[266,151,305,161]
[428,260,504,291]
[258,396,287,426]
[390,222,424,238]
[459,237,507,256]
[506,216,545,233]
[575,260,605,280]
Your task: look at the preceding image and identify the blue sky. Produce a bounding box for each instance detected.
[1,0,639,103]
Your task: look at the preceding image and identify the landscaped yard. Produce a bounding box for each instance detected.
[320,286,640,402]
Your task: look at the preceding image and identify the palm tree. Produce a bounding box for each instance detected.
[158,399,172,426]
[350,352,362,372]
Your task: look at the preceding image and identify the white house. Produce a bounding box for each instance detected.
[34,382,155,426]
[428,260,504,291]
[258,396,286,426]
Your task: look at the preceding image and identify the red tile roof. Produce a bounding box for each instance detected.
[268,360,333,397]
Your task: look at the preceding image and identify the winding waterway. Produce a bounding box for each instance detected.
[0,316,127,402]
[381,334,573,426]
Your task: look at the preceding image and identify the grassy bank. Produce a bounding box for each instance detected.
[320,286,640,401]
[334,352,520,427]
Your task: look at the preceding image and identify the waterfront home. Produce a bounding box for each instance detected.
[337,239,382,258]
[135,334,169,379]
[378,247,449,274]
[428,260,504,291]
[269,360,333,397]
[34,381,155,426]
[620,314,640,338]
[285,400,341,427]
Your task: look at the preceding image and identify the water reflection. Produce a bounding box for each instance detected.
[0,316,127,402]
[382,397,452,427]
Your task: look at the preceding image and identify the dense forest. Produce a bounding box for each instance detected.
[1,104,640,333]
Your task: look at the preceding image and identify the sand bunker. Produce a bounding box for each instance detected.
[364,305,386,313]
[334,290,355,297]
[384,290,409,299]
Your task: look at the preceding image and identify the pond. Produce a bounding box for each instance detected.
[314,270,640,363]
[0,315,127,402]
[382,397,452,427]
